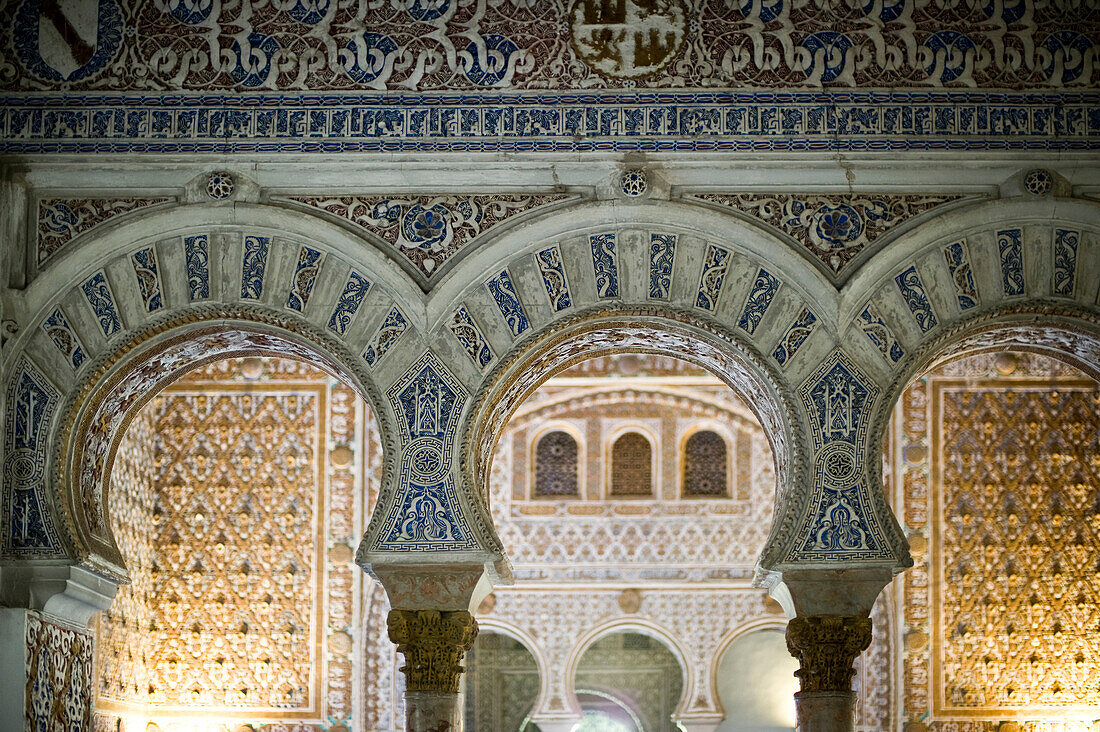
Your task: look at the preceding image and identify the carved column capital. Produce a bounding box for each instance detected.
[785,615,872,693]
[387,609,478,694]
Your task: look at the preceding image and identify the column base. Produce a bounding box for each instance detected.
[794,690,855,732]
[405,690,461,732]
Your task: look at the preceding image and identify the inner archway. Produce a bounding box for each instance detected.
[94,355,382,730]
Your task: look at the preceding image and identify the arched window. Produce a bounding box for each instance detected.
[610,432,653,497]
[683,429,728,497]
[534,430,579,497]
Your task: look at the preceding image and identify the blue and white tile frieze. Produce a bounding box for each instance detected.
[131,246,164,312]
[589,233,620,299]
[772,308,818,367]
[695,244,731,312]
[794,350,890,561]
[362,306,409,368]
[184,234,210,301]
[894,265,938,333]
[3,358,63,554]
[535,245,572,312]
[80,271,122,338]
[448,305,494,370]
[327,272,372,337]
[286,245,324,312]
[737,268,781,335]
[858,303,905,364]
[1052,228,1080,297]
[997,228,1026,297]
[648,233,676,300]
[41,307,87,370]
[374,352,476,552]
[240,234,270,300]
[486,268,530,338]
[942,239,978,310]
[2,92,1097,155]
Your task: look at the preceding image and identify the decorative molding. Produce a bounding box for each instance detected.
[130,246,163,312]
[1052,228,1080,297]
[486,269,530,338]
[41,307,87,370]
[287,194,573,280]
[942,239,978,311]
[37,198,170,266]
[648,233,676,301]
[286,245,325,312]
[996,228,1025,297]
[240,234,270,300]
[694,244,731,312]
[858,303,905,364]
[772,308,817,368]
[362,306,409,368]
[691,194,966,279]
[448,305,494,371]
[535,245,572,312]
[3,92,1095,154]
[589,232,620,299]
[184,234,210,301]
[327,272,372,337]
[737,268,781,335]
[80,271,123,338]
[894,265,938,333]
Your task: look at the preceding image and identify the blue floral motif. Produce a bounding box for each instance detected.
[402,203,452,249]
[741,0,783,23]
[462,35,520,86]
[448,305,493,370]
[80,271,122,338]
[486,269,529,337]
[363,306,409,368]
[327,272,372,336]
[808,203,863,251]
[165,0,213,25]
[695,244,731,311]
[863,0,904,23]
[13,0,123,83]
[894,265,938,333]
[184,234,210,301]
[41,308,86,370]
[858,303,904,363]
[923,31,977,84]
[800,32,854,84]
[131,247,163,312]
[773,308,817,367]
[982,0,1026,24]
[942,240,978,310]
[737,268,781,335]
[286,245,324,312]
[374,351,477,552]
[4,358,63,554]
[536,245,572,312]
[648,233,676,300]
[997,228,1025,297]
[404,0,451,21]
[341,33,398,84]
[240,234,270,300]
[287,0,330,25]
[229,33,281,87]
[589,232,619,299]
[1052,228,1079,297]
[1040,31,1093,84]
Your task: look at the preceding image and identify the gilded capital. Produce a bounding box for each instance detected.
[785,615,872,693]
[387,609,479,694]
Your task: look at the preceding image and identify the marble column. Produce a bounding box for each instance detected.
[785,615,872,731]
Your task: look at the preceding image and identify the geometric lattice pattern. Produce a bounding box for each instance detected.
[611,432,653,497]
[935,383,1100,716]
[149,389,322,710]
[683,430,727,497]
[534,430,579,497]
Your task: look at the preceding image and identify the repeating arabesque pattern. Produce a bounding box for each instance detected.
[693,193,965,277]
[37,198,169,266]
[4,0,1095,92]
